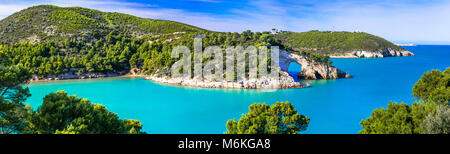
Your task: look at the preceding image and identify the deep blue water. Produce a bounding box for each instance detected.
[26,45,450,134]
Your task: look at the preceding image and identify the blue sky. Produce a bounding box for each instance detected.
[0,0,449,44]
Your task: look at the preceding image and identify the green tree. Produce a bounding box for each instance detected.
[412,68,449,103]
[225,101,309,134]
[276,31,404,55]
[422,104,450,134]
[0,102,32,134]
[0,65,32,134]
[0,65,32,102]
[360,67,449,134]
[359,101,437,134]
[26,91,144,134]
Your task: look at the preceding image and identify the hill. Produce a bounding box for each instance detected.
[0,5,411,86]
[276,31,413,58]
[0,5,207,43]
[0,5,411,59]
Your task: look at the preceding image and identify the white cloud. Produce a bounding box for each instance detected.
[0,4,33,19]
[305,1,450,44]
[223,0,450,44]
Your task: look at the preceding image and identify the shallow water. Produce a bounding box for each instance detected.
[26,45,450,134]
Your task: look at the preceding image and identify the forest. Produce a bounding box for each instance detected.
[0,5,406,80]
[276,30,405,55]
[0,29,334,79]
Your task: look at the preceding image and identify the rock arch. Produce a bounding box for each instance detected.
[279,50,351,80]
[146,49,351,89]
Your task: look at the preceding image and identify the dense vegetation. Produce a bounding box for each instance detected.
[359,101,438,134]
[0,65,144,134]
[1,5,426,135]
[0,5,405,80]
[412,69,450,103]
[0,65,32,133]
[0,5,315,78]
[360,68,450,134]
[422,104,450,134]
[0,32,144,77]
[28,91,143,134]
[0,29,304,79]
[225,101,309,134]
[276,30,405,55]
[0,5,206,43]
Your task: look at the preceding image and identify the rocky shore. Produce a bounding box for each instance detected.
[329,49,414,58]
[145,50,352,89]
[30,69,123,81]
[279,50,352,80]
[29,50,353,89]
[146,71,308,89]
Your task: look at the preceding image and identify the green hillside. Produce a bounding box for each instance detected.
[0,5,207,43]
[0,5,405,79]
[276,31,405,55]
[0,30,301,78]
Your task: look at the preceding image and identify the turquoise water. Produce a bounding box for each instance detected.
[26,45,450,134]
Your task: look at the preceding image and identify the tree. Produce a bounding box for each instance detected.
[225,101,309,134]
[0,65,32,102]
[412,68,449,103]
[422,104,450,134]
[359,101,437,134]
[0,65,32,134]
[0,102,32,134]
[26,91,144,134]
[360,67,449,134]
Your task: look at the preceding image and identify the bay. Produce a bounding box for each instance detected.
[26,45,450,134]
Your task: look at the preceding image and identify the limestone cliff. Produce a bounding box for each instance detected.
[146,71,307,89]
[279,50,351,80]
[329,48,414,58]
[146,50,351,89]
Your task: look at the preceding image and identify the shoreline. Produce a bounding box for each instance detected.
[146,78,311,90]
[28,73,311,89]
[328,50,415,58]
[28,74,147,83]
[145,71,309,89]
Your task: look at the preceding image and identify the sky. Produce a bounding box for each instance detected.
[0,0,449,44]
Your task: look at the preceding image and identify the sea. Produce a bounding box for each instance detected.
[26,45,450,134]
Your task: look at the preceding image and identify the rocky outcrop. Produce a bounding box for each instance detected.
[279,50,351,80]
[145,50,351,89]
[329,49,414,58]
[146,71,308,89]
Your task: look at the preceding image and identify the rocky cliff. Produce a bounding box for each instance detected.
[146,50,351,89]
[146,71,307,89]
[279,50,351,80]
[329,48,414,58]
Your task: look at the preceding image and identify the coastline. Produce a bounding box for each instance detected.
[23,45,449,134]
[28,73,146,83]
[28,72,310,89]
[26,49,349,89]
[328,49,415,58]
[145,71,309,89]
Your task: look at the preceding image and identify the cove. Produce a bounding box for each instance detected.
[26,45,450,134]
